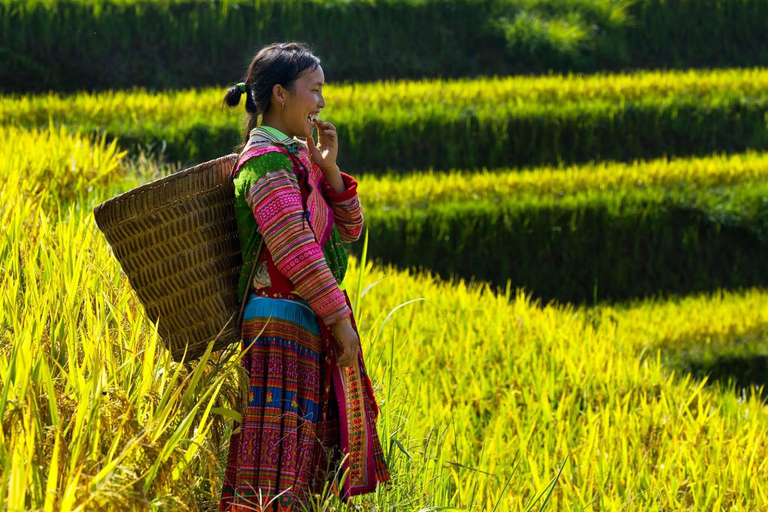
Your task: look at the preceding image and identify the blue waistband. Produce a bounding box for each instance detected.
[243,294,320,335]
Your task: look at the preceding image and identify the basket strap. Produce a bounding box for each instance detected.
[237,236,265,330]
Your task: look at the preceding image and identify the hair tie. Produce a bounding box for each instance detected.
[237,82,247,94]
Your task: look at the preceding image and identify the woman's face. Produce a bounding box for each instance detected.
[281,65,326,139]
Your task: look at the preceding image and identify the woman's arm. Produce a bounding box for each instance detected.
[308,119,364,244]
[246,157,352,327]
[320,167,364,243]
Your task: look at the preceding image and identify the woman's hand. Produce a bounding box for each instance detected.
[331,316,359,367]
[308,119,339,173]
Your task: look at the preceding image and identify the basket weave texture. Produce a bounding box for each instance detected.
[93,154,243,362]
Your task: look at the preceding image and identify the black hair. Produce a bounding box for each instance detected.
[223,42,321,149]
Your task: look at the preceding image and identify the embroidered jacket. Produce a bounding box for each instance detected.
[231,125,364,327]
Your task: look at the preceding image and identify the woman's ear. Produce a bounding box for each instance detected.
[272,84,286,107]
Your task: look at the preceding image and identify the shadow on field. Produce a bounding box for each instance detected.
[661,331,768,399]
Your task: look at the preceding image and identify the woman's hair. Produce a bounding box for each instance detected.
[224,42,321,149]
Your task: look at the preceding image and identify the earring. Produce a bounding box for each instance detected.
[281,102,285,110]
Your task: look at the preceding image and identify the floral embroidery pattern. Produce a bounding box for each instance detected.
[251,260,271,290]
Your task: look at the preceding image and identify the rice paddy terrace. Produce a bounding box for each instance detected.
[1,47,768,512]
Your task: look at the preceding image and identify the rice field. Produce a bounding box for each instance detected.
[356,150,768,208]
[2,108,768,511]
[7,67,768,126]
[5,67,768,171]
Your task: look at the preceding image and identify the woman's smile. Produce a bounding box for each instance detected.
[307,111,320,133]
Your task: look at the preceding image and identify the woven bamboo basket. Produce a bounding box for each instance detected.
[93,153,243,362]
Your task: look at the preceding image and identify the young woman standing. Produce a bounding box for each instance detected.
[220,42,390,511]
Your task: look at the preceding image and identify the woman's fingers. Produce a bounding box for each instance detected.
[334,337,348,366]
[315,119,336,131]
[313,120,337,140]
[343,344,356,367]
[336,341,358,367]
[320,128,336,141]
[330,320,357,367]
[307,133,322,161]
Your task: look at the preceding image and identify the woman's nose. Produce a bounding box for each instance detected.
[318,95,326,109]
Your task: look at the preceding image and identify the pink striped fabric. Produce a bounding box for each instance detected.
[322,174,364,243]
[246,160,352,327]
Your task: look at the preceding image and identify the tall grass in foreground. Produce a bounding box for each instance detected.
[2,128,768,510]
[0,128,251,511]
[0,127,474,511]
[349,256,768,510]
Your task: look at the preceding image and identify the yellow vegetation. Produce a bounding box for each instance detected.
[1,127,767,511]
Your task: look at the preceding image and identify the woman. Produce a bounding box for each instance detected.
[220,42,391,511]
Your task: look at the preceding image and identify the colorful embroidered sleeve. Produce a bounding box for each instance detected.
[320,167,364,243]
[246,155,352,327]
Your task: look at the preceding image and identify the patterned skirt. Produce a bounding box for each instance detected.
[219,295,340,511]
[219,293,391,512]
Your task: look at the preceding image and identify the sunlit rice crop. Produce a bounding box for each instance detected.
[2,127,768,511]
[352,257,768,510]
[356,150,768,209]
[5,68,768,171]
[0,128,246,511]
[0,124,127,212]
[5,67,768,127]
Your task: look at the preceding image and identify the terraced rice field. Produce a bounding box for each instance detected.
[2,67,768,511]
